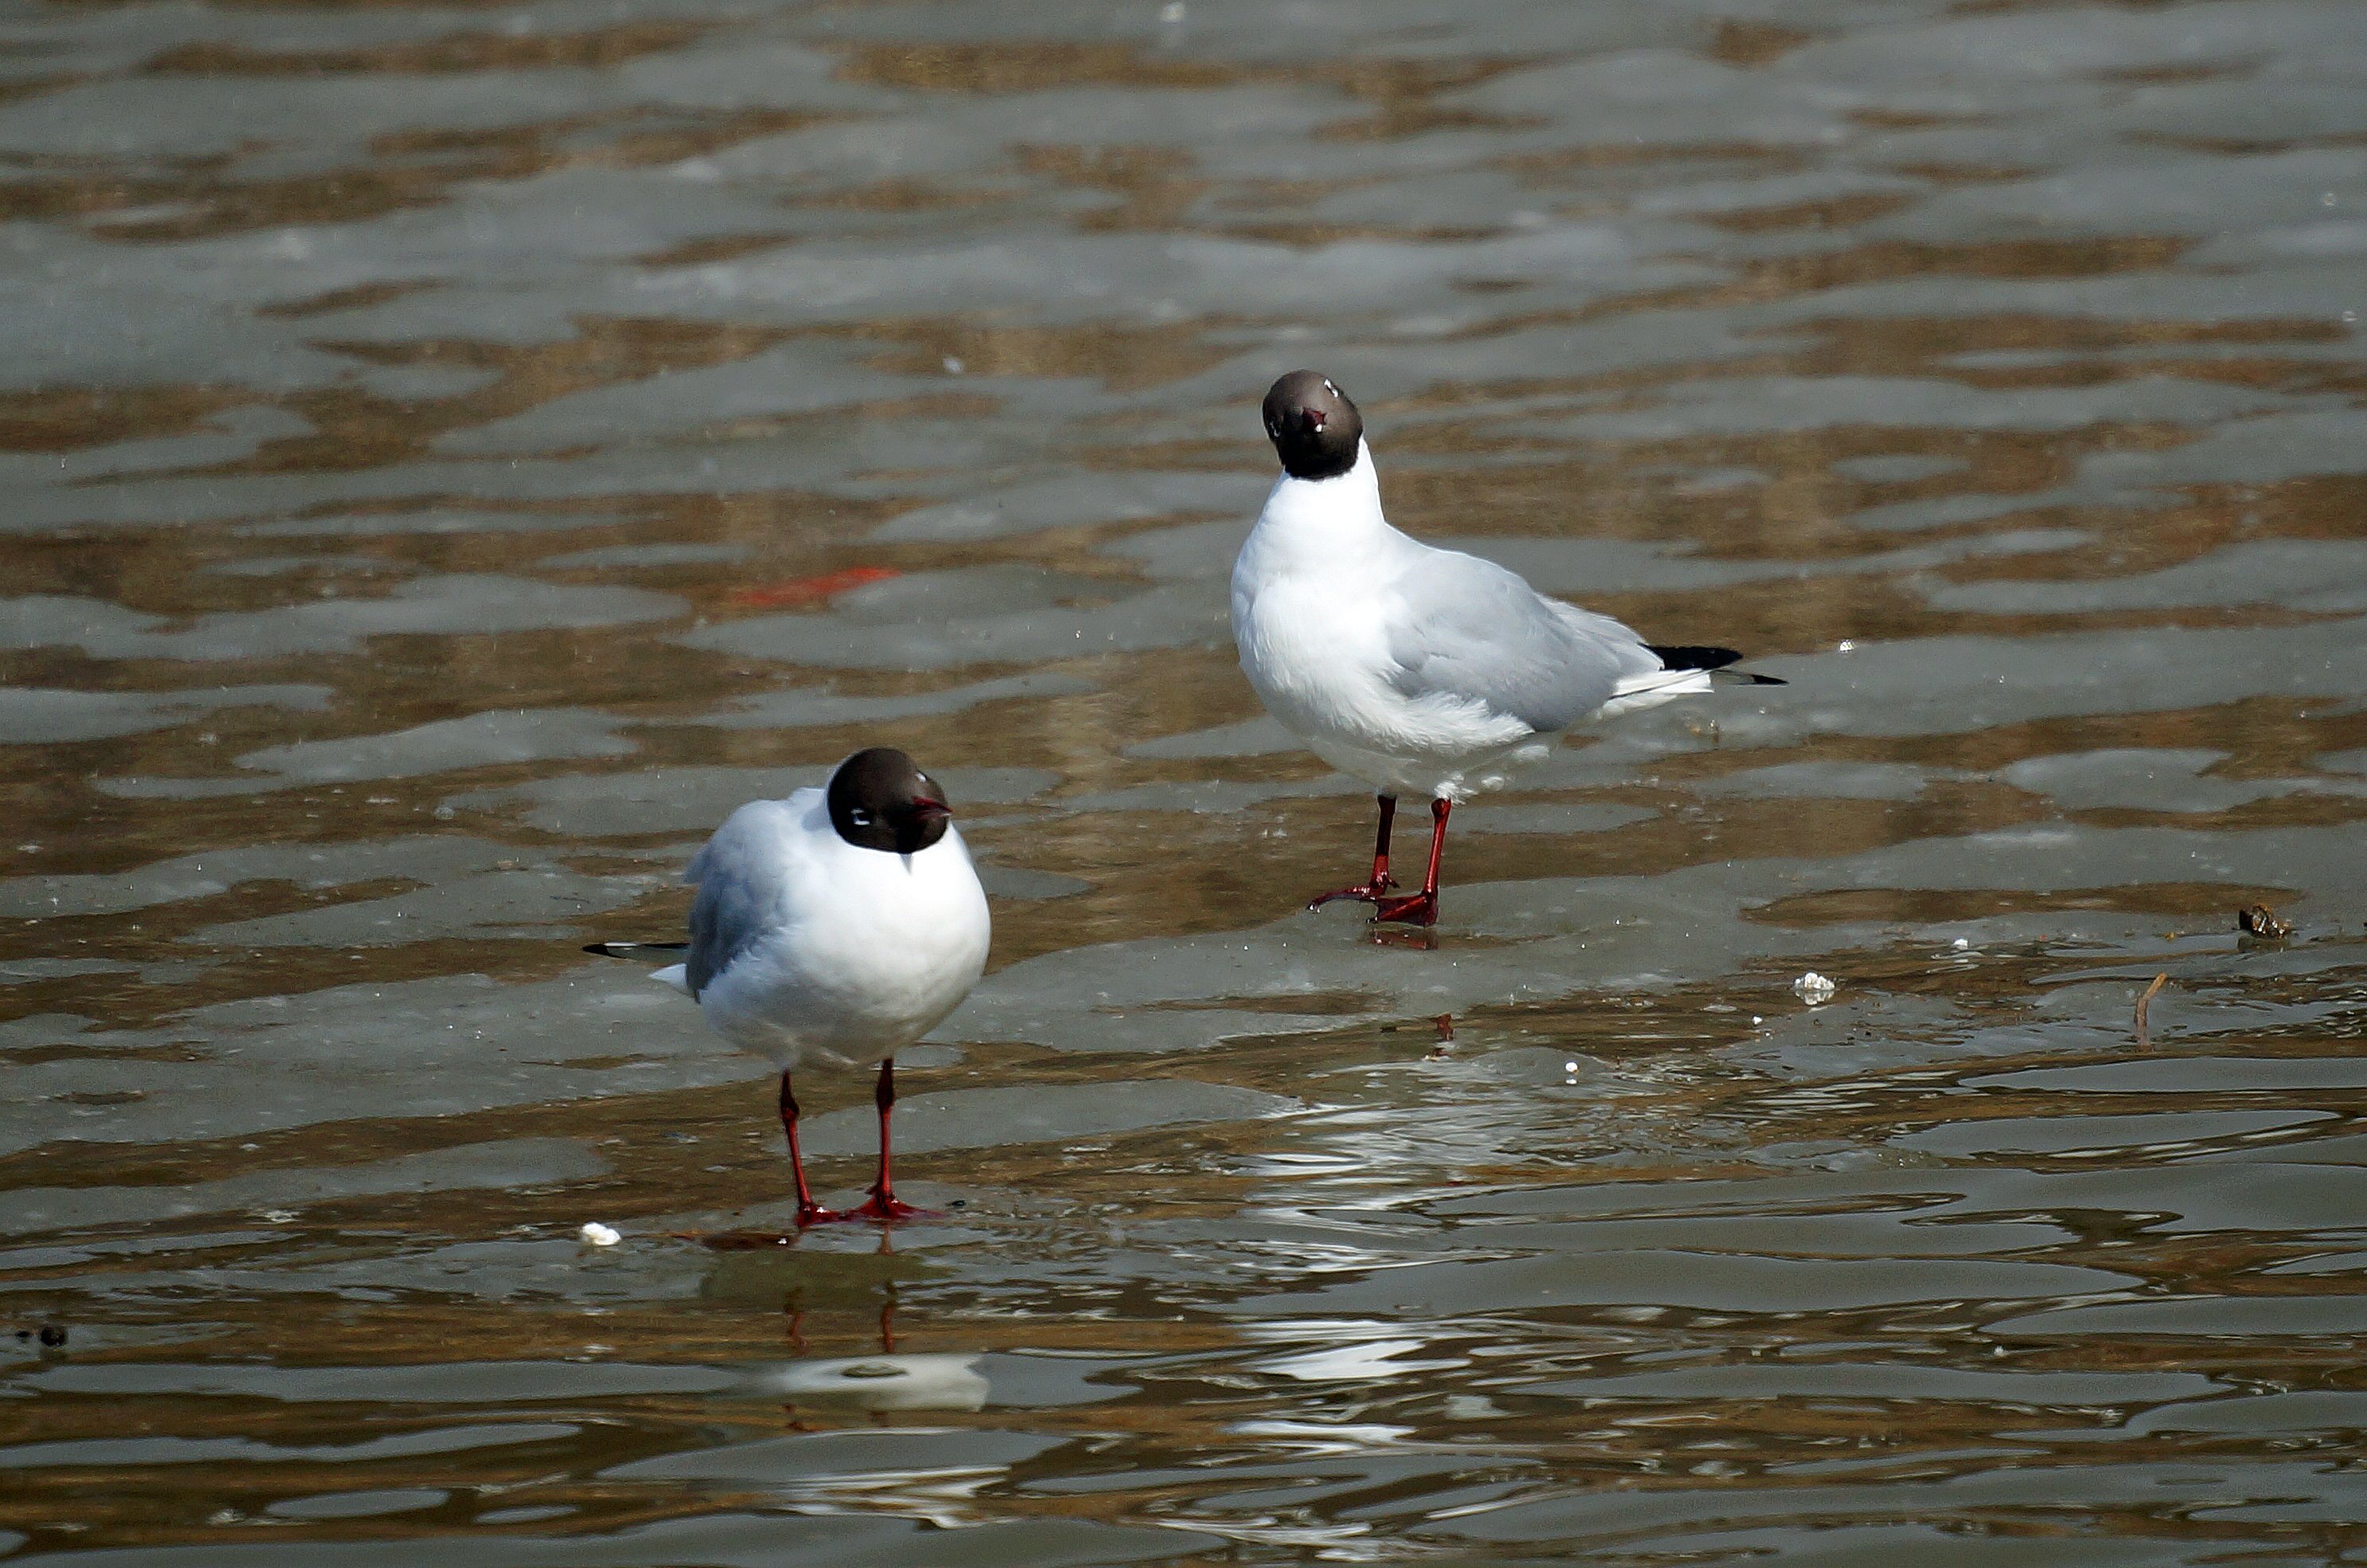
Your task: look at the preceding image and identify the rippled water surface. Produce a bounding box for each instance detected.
[6,0,2367,1561]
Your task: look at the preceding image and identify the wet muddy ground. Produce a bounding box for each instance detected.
[4,0,2367,1562]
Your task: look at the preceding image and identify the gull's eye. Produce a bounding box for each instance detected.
[850,809,873,826]
[1323,379,1337,393]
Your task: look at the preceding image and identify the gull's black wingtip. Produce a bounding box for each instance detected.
[1648,644,1786,686]
[1647,643,1744,672]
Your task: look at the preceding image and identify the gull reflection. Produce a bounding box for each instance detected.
[756,1353,990,1414]
[732,1262,993,1419]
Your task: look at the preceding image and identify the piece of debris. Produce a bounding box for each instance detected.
[2236,904,2294,939]
[579,1222,622,1247]
[1792,971,1836,1005]
[2135,972,2169,1048]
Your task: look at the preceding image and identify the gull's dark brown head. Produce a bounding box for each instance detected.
[827,747,952,854]
[1262,370,1363,481]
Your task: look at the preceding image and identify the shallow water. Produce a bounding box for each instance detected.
[3,0,2367,1562]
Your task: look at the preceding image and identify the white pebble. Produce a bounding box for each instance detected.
[1792,971,1836,1005]
[579,1222,621,1247]
[1952,937,1971,951]
[1563,1060,1580,1073]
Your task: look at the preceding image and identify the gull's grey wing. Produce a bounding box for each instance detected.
[1383,547,1655,731]
[682,802,796,997]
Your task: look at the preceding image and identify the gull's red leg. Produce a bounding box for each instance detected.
[1375,798,1450,926]
[851,1057,935,1222]
[1310,794,1399,908]
[780,1071,840,1227]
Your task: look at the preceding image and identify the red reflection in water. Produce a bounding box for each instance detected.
[728,566,902,609]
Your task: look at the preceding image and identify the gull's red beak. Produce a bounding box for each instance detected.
[912,795,952,823]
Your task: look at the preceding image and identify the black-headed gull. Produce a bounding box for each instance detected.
[588,747,990,1225]
[1231,371,1782,927]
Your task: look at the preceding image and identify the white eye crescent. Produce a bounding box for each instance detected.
[1323,379,1337,393]
[850,809,873,825]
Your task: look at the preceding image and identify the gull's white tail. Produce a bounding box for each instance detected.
[1600,644,1784,718]
[583,939,693,994]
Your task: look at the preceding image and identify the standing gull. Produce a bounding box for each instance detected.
[1231,371,1782,927]
[587,747,990,1225]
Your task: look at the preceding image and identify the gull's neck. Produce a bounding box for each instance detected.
[1259,441,1385,539]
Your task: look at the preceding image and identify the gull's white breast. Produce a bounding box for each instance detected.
[691,791,991,1070]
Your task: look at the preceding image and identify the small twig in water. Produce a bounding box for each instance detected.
[2134,972,2169,1049]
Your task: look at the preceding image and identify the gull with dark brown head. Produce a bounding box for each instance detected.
[588,747,990,1225]
[1232,371,1784,927]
